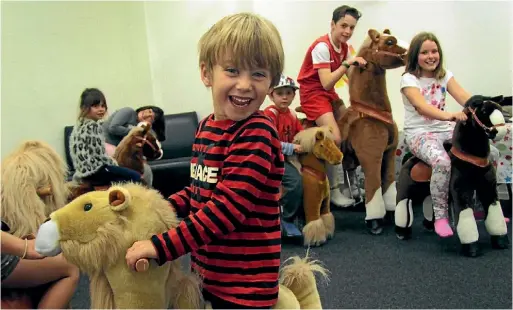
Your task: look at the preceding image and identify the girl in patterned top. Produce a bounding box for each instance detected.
[69,88,141,185]
[400,32,499,238]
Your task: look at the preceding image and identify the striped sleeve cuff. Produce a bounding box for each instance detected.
[150,235,168,266]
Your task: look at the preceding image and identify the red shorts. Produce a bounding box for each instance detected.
[299,91,340,121]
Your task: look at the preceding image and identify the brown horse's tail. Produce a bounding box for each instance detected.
[279,250,329,309]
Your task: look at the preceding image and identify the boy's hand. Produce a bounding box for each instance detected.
[293,144,303,153]
[347,56,367,67]
[126,240,158,270]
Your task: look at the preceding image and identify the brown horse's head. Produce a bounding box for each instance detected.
[355,29,408,71]
[113,122,163,174]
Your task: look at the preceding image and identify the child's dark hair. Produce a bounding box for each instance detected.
[136,105,166,142]
[332,5,362,23]
[79,88,107,119]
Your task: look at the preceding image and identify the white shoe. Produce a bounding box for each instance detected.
[331,189,355,207]
[343,187,365,198]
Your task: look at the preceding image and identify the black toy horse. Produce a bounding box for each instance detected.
[394,95,509,257]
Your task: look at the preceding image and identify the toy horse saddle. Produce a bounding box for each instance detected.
[408,141,453,182]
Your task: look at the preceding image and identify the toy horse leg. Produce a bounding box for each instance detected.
[302,180,326,247]
[422,196,435,231]
[394,162,416,239]
[451,169,480,257]
[381,149,397,224]
[320,194,335,240]
[381,123,399,220]
[477,167,509,250]
[351,121,388,235]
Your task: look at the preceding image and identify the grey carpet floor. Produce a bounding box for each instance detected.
[71,208,512,309]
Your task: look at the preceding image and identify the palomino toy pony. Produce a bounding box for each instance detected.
[36,183,202,309]
[336,28,407,234]
[289,126,343,247]
[36,183,329,309]
[68,121,162,200]
[1,140,69,238]
[1,140,70,308]
[394,95,509,257]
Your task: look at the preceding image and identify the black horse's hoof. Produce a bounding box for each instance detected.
[366,219,383,235]
[423,219,434,231]
[395,226,412,240]
[491,235,509,249]
[461,242,481,257]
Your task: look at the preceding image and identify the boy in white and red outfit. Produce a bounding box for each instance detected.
[297,4,366,207]
[263,75,303,237]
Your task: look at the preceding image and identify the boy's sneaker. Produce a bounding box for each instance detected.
[281,219,302,238]
[331,189,355,207]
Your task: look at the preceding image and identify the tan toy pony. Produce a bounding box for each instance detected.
[1,140,69,238]
[35,183,202,309]
[35,183,329,309]
[288,126,343,247]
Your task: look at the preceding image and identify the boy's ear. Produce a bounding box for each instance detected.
[200,62,212,87]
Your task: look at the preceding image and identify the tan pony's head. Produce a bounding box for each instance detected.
[35,183,202,309]
[293,126,343,165]
[1,140,69,237]
[113,122,163,174]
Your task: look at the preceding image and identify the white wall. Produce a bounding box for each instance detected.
[2,1,512,159]
[1,1,154,159]
[145,0,512,128]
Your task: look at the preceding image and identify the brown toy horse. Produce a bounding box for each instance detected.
[288,126,343,247]
[297,29,407,235]
[338,29,407,234]
[68,122,162,200]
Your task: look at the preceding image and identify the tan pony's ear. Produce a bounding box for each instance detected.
[108,187,131,212]
[383,29,391,35]
[368,29,380,43]
[315,130,325,141]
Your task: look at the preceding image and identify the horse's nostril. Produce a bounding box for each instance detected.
[44,218,51,223]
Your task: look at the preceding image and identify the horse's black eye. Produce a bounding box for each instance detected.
[386,40,394,46]
[84,203,92,212]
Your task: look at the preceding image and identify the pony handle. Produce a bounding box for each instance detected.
[135,258,150,272]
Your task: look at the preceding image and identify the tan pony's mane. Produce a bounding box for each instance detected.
[293,126,335,153]
[1,141,69,237]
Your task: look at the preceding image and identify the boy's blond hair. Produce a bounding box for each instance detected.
[198,12,284,87]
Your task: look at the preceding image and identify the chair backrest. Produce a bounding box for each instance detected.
[63,126,75,173]
[159,112,199,160]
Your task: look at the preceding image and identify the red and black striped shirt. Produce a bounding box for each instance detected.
[151,112,284,307]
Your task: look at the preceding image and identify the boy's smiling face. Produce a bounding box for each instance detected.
[200,57,272,121]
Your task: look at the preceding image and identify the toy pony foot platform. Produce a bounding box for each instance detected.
[35,183,202,309]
